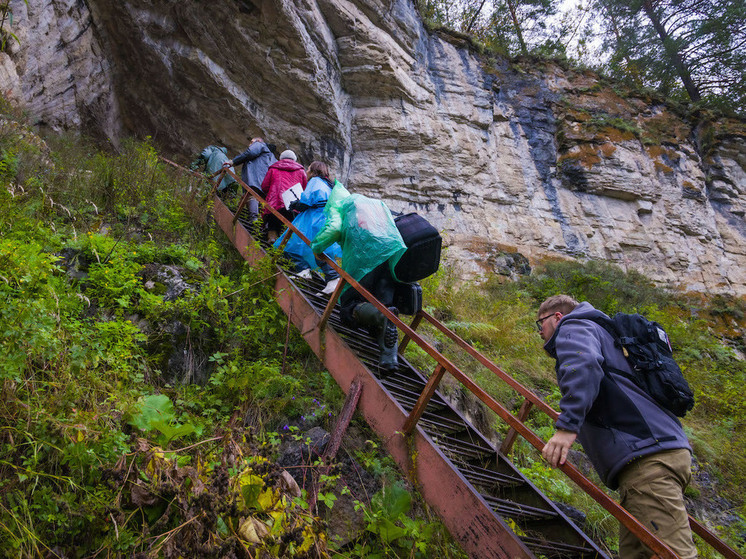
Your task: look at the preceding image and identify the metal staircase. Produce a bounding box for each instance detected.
[215,196,605,558]
[171,158,741,559]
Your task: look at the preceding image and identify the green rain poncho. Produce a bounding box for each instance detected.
[311,182,406,291]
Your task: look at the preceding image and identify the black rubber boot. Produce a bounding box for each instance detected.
[378,306,399,371]
[353,302,399,371]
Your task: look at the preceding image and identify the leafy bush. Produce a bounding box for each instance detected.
[0,113,463,557]
[519,259,667,315]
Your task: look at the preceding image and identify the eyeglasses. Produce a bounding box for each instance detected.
[535,314,555,332]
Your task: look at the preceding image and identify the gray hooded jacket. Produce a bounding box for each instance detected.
[232,141,277,190]
[544,302,691,489]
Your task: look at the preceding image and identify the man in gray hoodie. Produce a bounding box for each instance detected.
[537,294,696,558]
[225,137,277,222]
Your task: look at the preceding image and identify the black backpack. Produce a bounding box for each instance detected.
[393,213,442,283]
[589,313,695,417]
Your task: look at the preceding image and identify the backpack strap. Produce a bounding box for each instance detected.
[556,315,647,389]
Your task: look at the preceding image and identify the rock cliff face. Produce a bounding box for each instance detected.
[2,0,745,294]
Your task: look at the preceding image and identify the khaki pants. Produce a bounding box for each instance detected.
[617,449,697,559]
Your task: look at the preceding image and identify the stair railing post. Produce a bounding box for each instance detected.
[207,169,224,198]
[308,378,363,512]
[398,311,424,354]
[499,399,533,455]
[402,364,447,435]
[318,278,346,331]
[232,190,251,225]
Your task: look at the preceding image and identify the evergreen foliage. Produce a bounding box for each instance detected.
[416,0,746,115]
[592,0,746,110]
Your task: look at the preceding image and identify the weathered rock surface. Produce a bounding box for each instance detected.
[2,0,746,294]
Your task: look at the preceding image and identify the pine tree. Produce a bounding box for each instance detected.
[594,0,746,112]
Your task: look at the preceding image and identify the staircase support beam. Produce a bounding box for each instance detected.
[213,197,535,559]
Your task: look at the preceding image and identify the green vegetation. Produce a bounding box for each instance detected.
[416,0,746,117]
[1,103,744,556]
[411,258,746,554]
[0,0,24,53]
[0,113,465,558]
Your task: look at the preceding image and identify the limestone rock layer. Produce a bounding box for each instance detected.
[2,0,745,294]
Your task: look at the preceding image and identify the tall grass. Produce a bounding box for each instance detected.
[414,257,746,553]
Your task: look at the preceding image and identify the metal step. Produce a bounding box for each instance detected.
[292,276,607,558]
[214,198,609,559]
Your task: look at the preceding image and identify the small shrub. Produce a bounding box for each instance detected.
[519,259,667,315]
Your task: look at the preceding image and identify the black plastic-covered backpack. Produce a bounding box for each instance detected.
[590,313,695,417]
[393,213,442,283]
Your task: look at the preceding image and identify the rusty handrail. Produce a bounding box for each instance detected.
[159,156,213,182]
[212,169,428,338]
[419,309,560,420]
[204,164,742,559]
[401,364,446,435]
[413,311,744,559]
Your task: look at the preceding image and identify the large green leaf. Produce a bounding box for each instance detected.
[381,483,411,518]
[128,394,175,432]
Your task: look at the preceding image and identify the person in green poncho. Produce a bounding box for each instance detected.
[311,182,407,371]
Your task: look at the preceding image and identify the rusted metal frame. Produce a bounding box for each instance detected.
[317,278,347,332]
[417,311,739,558]
[210,195,446,376]
[205,183,448,366]
[206,181,410,344]
[689,517,743,559]
[307,378,363,512]
[213,198,535,558]
[443,364,679,559]
[221,170,328,263]
[401,364,447,435]
[206,180,420,348]
[398,311,424,353]
[223,168,311,241]
[158,155,219,201]
[324,378,363,460]
[500,399,534,455]
[217,169,255,223]
[208,188,433,360]
[233,191,250,222]
[406,426,536,559]
[213,195,738,559]
[158,156,209,181]
[419,309,559,421]
[277,231,292,251]
[259,225,451,362]
[214,168,268,226]
[206,167,228,198]
[322,272,437,359]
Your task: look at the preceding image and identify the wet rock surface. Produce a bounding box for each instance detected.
[140,263,195,302]
[3,0,745,295]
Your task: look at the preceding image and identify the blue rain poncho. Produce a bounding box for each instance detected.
[311,182,406,291]
[274,177,342,270]
[191,146,236,192]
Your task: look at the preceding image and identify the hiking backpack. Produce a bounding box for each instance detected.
[393,213,442,283]
[590,313,695,417]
